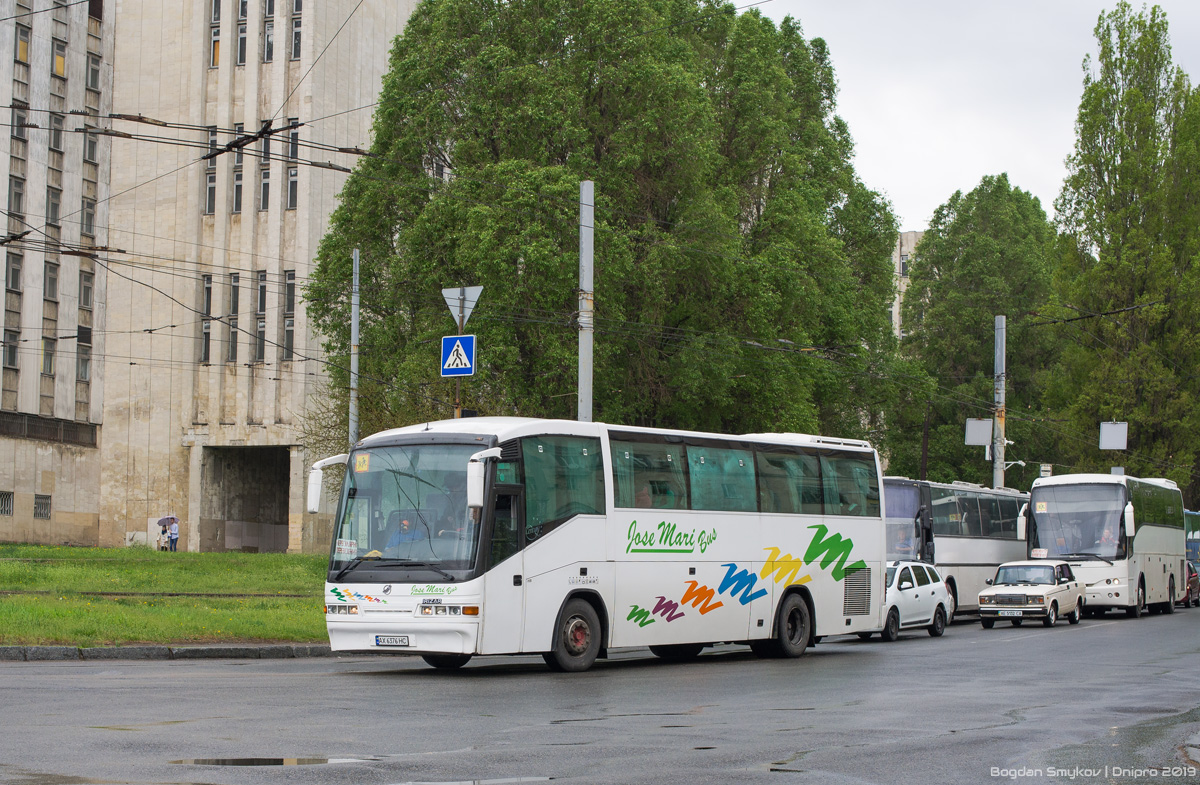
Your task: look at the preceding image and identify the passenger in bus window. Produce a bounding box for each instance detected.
[635,483,652,508]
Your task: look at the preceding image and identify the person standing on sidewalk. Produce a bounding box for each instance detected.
[168,515,180,552]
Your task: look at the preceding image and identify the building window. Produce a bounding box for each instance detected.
[81,198,96,236]
[232,170,243,213]
[238,0,247,19]
[34,494,51,520]
[226,319,238,362]
[207,126,218,168]
[200,320,211,363]
[46,188,61,227]
[49,115,64,151]
[3,330,18,369]
[204,173,217,214]
[284,270,295,313]
[259,125,270,162]
[233,123,244,166]
[286,167,298,210]
[87,54,101,90]
[283,317,294,360]
[228,272,240,314]
[211,0,221,23]
[41,338,55,375]
[84,129,98,163]
[44,262,59,301]
[263,21,274,62]
[6,254,21,292]
[237,24,247,64]
[259,169,270,210]
[287,119,299,160]
[256,270,267,313]
[52,39,67,77]
[210,26,220,67]
[201,274,212,315]
[14,25,30,64]
[265,0,275,18]
[76,344,90,381]
[292,0,302,12]
[8,177,24,216]
[80,271,94,309]
[11,106,27,141]
[291,16,301,60]
[0,492,12,516]
[255,318,266,362]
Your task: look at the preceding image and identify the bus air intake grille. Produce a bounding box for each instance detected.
[842,567,872,616]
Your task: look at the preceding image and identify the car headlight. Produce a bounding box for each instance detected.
[1028,595,1044,604]
[979,596,994,605]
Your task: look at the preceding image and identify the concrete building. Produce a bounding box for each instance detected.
[0,0,112,546]
[891,230,923,337]
[100,0,416,552]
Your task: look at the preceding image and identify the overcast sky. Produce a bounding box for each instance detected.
[762,1,1200,232]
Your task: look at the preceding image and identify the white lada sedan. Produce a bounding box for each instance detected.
[978,560,1084,628]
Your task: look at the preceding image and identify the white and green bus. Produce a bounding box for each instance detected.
[308,417,886,671]
[1021,474,1186,617]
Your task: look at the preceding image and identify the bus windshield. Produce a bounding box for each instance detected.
[1029,484,1126,560]
[329,443,481,581]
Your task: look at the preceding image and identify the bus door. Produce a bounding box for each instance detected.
[480,487,525,654]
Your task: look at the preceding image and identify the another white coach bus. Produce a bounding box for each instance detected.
[307,417,886,671]
[1021,474,1186,617]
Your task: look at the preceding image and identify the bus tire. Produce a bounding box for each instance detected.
[880,608,900,642]
[649,643,704,661]
[776,593,811,657]
[1163,578,1175,614]
[421,653,472,670]
[857,632,873,641]
[928,606,946,637]
[545,598,601,672]
[1127,582,1144,618]
[945,584,957,623]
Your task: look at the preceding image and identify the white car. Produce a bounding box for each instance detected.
[978,560,1084,628]
[859,561,951,641]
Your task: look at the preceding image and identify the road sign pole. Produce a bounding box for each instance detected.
[440,286,482,419]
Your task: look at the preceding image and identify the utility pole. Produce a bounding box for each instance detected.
[578,180,594,422]
[349,248,360,446]
[992,315,1006,488]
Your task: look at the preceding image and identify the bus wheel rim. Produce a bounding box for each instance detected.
[565,616,590,654]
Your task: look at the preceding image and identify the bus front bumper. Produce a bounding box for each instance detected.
[326,616,480,654]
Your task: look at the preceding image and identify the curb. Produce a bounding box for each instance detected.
[0,643,333,661]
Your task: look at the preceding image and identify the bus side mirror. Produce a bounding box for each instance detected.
[1017,503,1028,541]
[306,454,348,514]
[467,447,503,510]
[1124,502,1135,538]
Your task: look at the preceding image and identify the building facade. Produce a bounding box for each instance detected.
[101,0,416,552]
[891,230,923,337]
[0,0,111,546]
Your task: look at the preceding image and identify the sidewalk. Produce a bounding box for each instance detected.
[0,643,333,661]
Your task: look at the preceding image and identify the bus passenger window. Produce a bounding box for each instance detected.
[490,494,521,566]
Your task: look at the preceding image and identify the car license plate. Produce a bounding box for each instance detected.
[998,610,1023,617]
[375,635,410,646]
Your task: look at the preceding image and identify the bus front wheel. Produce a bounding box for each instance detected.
[544,598,601,672]
[422,653,472,670]
[1127,583,1145,618]
[752,594,811,658]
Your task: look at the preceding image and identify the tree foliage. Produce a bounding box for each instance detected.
[1051,1,1200,497]
[307,0,898,437]
[894,175,1057,488]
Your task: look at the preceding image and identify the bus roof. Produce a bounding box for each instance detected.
[357,417,875,452]
[1030,473,1178,491]
[882,476,1026,496]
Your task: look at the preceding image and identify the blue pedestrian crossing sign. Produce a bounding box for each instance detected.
[441,335,476,377]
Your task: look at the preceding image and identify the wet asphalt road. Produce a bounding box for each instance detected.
[1,609,1198,785]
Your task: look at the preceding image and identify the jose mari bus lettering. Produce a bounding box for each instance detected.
[626,520,718,554]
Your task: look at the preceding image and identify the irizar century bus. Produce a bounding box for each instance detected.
[883,477,1028,618]
[307,417,887,671]
[1020,474,1187,617]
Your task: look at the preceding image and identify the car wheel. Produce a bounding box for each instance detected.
[857,632,874,641]
[649,643,704,662]
[421,653,472,670]
[1042,602,1058,627]
[1127,583,1144,618]
[544,598,601,672]
[881,608,900,642]
[981,618,995,629]
[1067,598,1082,624]
[928,606,946,637]
[1192,592,1199,609]
[1011,619,1023,627]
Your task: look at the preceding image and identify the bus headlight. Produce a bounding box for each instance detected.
[325,604,359,615]
[420,604,479,616]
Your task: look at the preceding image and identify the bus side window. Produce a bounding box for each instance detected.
[490,494,521,566]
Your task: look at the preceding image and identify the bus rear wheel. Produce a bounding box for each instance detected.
[649,643,704,662]
[544,598,601,672]
[1163,579,1175,614]
[422,653,471,670]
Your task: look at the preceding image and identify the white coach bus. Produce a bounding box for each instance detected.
[308,417,886,671]
[883,477,1028,618]
[1021,474,1186,617]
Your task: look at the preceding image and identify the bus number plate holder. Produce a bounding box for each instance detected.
[376,635,411,646]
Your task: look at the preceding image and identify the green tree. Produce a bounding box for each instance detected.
[307,0,898,437]
[896,174,1057,489]
[1052,2,1200,499]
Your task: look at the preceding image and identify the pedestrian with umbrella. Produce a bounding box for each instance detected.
[157,514,179,552]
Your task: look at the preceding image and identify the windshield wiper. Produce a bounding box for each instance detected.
[333,554,382,581]
[392,559,456,581]
[334,557,455,582]
[1059,552,1113,565]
